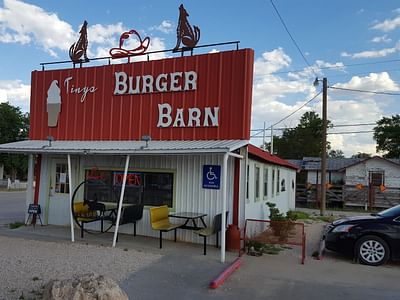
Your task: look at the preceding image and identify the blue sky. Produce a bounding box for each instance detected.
[1,0,400,157]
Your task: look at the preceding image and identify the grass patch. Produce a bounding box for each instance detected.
[315,215,335,223]
[287,210,310,220]
[9,221,25,229]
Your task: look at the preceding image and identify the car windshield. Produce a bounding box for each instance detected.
[377,205,400,218]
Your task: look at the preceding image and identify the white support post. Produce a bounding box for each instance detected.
[112,155,130,247]
[25,154,34,223]
[67,154,75,242]
[220,152,229,263]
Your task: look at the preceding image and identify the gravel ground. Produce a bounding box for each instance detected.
[0,236,162,300]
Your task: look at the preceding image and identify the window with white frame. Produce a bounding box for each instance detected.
[272,169,275,196]
[263,167,268,198]
[369,171,384,186]
[246,164,249,199]
[276,169,280,194]
[255,166,260,200]
[55,163,69,194]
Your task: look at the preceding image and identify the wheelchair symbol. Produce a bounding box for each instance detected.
[206,167,218,181]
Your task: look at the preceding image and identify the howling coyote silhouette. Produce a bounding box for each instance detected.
[69,20,89,63]
[173,4,200,51]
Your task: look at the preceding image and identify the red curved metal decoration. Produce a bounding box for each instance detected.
[109,29,150,60]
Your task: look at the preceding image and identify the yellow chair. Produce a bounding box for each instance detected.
[149,205,183,248]
[73,202,102,238]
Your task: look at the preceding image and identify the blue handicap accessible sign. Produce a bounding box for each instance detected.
[202,165,221,189]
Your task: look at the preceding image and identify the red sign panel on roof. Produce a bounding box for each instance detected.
[29,49,254,141]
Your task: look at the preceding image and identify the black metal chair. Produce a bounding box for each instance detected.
[115,203,144,242]
[196,211,229,255]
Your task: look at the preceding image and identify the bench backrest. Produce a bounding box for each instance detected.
[73,202,97,218]
[149,205,169,225]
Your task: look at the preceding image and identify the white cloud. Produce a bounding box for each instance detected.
[333,72,399,94]
[371,34,392,43]
[0,80,30,112]
[254,48,291,75]
[372,15,400,32]
[0,0,75,56]
[340,44,399,59]
[149,20,173,34]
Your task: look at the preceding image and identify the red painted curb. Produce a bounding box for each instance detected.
[209,257,242,289]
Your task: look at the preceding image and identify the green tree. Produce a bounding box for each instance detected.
[373,115,400,158]
[351,152,371,159]
[268,111,331,159]
[0,102,29,180]
[328,149,345,158]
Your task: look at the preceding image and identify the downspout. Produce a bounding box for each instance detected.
[220,152,229,263]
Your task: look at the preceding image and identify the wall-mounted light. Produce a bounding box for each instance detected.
[141,135,151,148]
[47,135,54,147]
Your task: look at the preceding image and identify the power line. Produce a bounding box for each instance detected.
[251,130,374,138]
[329,86,400,96]
[270,0,316,76]
[269,92,322,128]
[257,58,400,76]
[250,122,376,132]
[327,130,374,135]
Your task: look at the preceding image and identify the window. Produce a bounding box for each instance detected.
[281,178,286,192]
[246,165,249,199]
[276,169,280,194]
[255,166,260,200]
[272,169,275,195]
[55,163,69,194]
[369,171,384,186]
[84,169,174,207]
[263,168,268,198]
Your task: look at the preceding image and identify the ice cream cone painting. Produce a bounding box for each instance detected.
[47,80,61,127]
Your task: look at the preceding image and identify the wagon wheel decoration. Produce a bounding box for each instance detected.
[71,179,114,235]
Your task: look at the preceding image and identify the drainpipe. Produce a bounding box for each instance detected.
[221,152,229,263]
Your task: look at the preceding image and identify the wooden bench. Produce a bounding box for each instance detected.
[73,202,104,238]
[149,205,183,248]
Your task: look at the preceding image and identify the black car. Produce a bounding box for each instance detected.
[324,204,400,266]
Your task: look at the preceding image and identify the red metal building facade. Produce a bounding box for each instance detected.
[30,49,254,141]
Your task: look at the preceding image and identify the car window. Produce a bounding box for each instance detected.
[378,205,400,218]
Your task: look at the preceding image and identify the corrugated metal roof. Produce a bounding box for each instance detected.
[288,157,364,171]
[0,140,248,155]
[248,144,299,170]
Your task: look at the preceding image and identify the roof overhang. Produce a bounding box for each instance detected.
[0,140,249,155]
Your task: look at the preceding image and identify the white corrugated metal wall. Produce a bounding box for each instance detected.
[41,153,235,246]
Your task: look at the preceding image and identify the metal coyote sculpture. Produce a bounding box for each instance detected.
[173,4,200,51]
[69,20,89,63]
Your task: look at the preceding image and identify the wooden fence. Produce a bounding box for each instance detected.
[296,184,400,210]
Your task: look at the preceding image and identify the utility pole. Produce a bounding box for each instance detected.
[320,77,328,216]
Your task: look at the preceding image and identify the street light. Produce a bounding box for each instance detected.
[313,77,328,216]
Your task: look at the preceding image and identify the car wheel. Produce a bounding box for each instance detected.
[356,235,390,266]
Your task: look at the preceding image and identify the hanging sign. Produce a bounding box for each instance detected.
[202,165,221,189]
